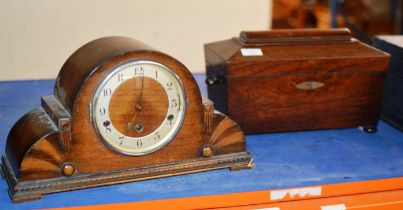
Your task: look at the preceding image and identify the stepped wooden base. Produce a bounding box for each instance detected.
[1,152,253,203]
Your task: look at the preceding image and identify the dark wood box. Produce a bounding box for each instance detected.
[205,29,390,134]
[374,36,403,131]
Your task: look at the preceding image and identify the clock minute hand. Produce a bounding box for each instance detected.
[138,73,145,106]
[126,73,145,135]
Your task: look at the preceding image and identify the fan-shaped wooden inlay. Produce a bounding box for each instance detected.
[209,117,244,150]
[20,135,65,180]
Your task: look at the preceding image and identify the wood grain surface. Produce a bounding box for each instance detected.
[205,29,390,134]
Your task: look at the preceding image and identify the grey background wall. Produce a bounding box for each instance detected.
[0,0,272,80]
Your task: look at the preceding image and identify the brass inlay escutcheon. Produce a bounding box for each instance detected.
[296,81,325,90]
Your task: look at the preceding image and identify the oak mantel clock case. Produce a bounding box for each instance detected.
[1,36,253,202]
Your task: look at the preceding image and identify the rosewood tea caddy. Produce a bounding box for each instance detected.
[205,29,390,134]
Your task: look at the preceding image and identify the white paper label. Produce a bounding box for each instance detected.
[321,204,346,210]
[241,48,263,56]
[270,186,322,201]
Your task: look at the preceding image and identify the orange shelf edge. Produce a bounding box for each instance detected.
[51,176,403,210]
[213,189,403,210]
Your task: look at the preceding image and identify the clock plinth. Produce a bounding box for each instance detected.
[1,37,253,202]
[2,150,252,203]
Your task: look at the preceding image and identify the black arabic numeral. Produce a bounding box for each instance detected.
[118,73,124,82]
[137,139,143,148]
[103,88,112,97]
[154,132,161,140]
[99,108,106,116]
[135,66,144,76]
[167,82,173,90]
[171,99,178,108]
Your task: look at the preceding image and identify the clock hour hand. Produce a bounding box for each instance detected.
[125,108,139,135]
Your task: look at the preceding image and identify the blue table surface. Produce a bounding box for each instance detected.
[1,74,403,209]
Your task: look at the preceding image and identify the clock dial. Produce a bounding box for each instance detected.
[92,60,186,156]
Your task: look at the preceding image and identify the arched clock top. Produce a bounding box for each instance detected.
[55,36,159,113]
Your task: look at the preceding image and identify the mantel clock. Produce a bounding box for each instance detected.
[1,37,253,202]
